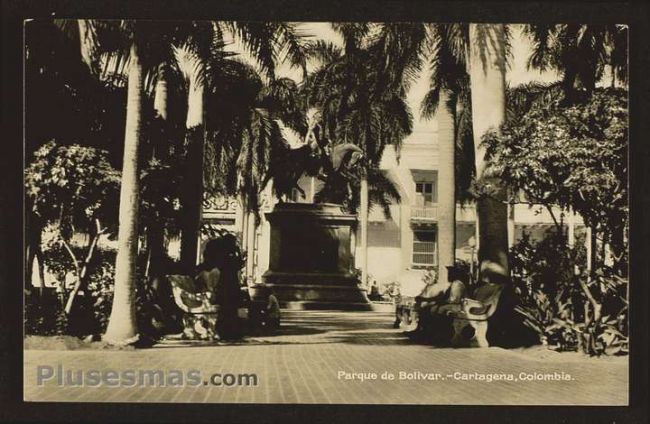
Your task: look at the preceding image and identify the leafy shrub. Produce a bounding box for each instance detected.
[85,249,117,333]
[484,88,628,274]
[580,270,628,355]
[511,230,628,355]
[31,241,114,336]
[31,240,156,337]
[24,289,67,336]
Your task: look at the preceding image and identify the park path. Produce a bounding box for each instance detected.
[24,310,628,405]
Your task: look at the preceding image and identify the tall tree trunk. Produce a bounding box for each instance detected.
[468,23,510,278]
[436,89,456,284]
[245,212,256,285]
[179,80,205,271]
[145,68,170,279]
[104,42,143,344]
[359,170,369,287]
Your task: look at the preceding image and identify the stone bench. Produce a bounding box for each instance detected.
[167,275,220,340]
[167,277,281,340]
[446,282,505,348]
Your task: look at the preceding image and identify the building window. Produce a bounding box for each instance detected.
[415,181,435,206]
[412,229,436,266]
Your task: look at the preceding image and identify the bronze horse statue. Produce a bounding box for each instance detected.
[265,119,365,202]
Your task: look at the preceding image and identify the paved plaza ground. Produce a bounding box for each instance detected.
[24,310,628,405]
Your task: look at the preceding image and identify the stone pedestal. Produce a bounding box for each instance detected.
[256,203,371,310]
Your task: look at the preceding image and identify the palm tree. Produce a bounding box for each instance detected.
[200,57,307,281]
[57,20,304,340]
[173,22,218,271]
[59,20,143,344]
[431,87,456,283]
[58,19,184,344]
[108,37,144,344]
[523,24,628,103]
[142,64,171,280]
[467,23,510,276]
[173,21,307,269]
[344,22,511,280]
[418,24,470,284]
[142,48,192,280]
[304,23,413,285]
[374,23,478,283]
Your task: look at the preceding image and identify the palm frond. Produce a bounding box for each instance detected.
[227,21,278,80]
[368,167,402,218]
[420,23,469,118]
[304,39,343,65]
[421,86,441,119]
[258,77,308,134]
[523,24,556,71]
[331,22,371,53]
[373,23,426,92]
[272,22,309,78]
[506,81,564,121]
[173,43,205,91]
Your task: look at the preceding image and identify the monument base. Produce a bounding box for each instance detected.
[257,273,372,310]
[251,282,372,310]
[258,203,372,311]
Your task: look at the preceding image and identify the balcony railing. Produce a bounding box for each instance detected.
[410,205,438,221]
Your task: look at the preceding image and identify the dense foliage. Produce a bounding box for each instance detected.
[483,88,628,272]
[510,231,628,355]
[26,141,121,237]
[481,85,628,355]
[523,24,628,102]
[26,245,175,338]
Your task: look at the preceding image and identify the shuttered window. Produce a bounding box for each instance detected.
[412,230,436,266]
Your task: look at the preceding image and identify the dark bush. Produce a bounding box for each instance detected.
[24,288,67,336]
[510,229,628,355]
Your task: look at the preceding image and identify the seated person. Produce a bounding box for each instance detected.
[407,266,467,344]
[194,240,225,301]
[434,267,467,316]
[144,275,185,339]
[368,280,382,301]
[247,285,281,331]
[415,269,444,308]
[394,270,433,330]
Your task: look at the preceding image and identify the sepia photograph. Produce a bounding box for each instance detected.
[21,19,629,406]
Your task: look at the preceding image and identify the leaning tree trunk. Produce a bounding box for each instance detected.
[179,77,205,271]
[468,23,510,277]
[104,42,144,344]
[436,89,456,284]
